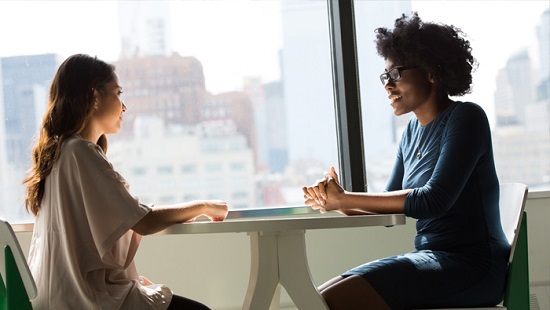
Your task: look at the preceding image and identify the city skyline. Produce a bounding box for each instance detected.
[0,1,547,99]
[0,1,548,223]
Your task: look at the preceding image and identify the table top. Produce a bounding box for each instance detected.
[157,206,406,235]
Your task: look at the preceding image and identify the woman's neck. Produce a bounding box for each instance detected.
[78,122,102,144]
[416,97,453,126]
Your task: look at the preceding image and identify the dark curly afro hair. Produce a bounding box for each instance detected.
[375,12,478,97]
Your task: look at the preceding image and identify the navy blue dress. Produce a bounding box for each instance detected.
[342,101,510,309]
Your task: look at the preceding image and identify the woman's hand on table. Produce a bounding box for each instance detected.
[302,166,344,213]
[203,200,229,222]
[183,200,228,223]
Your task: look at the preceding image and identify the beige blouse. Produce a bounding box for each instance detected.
[28,136,172,309]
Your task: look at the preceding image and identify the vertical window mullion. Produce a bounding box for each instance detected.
[327,0,367,192]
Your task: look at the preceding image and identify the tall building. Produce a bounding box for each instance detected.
[354,1,413,151]
[243,77,268,171]
[115,0,258,157]
[280,1,411,173]
[114,0,261,207]
[1,54,60,168]
[118,1,172,58]
[354,1,412,192]
[243,77,288,173]
[536,8,550,102]
[492,8,550,190]
[494,49,534,126]
[115,53,259,167]
[114,54,207,139]
[108,117,255,209]
[0,59,7,216]
[264,80,288,173]
[280,1,337,166]
[205,90,256,160]
[0,53,60,221]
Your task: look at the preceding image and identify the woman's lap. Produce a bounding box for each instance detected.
[167,294,211,310]
[341,249,506,309]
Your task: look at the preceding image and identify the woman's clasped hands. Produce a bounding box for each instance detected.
[302,166,344,213]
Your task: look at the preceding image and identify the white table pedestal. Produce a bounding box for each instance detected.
[243,230,329,310]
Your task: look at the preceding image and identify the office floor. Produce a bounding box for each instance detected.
[531,285,550,310]
[275,284,549,310]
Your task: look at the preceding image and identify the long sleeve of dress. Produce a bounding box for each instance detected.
[404,102,498,219]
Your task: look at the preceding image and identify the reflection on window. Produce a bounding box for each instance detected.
[0,1,337,223]
[355,1,550,192]
[157,166,173,175]
[132,168,147,176]
[204,163,223,174]
[181,165,196,174]
[233,191,249,199]
[230,162,246,172]
[183,194,199,201]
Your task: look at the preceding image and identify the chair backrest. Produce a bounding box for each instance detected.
[498,183,528,264]
[0,218,37,302]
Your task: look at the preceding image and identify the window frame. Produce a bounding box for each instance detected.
[328,0,368,193]
[9,0,550,231]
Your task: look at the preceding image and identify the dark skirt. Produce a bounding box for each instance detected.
[341,248,508,309]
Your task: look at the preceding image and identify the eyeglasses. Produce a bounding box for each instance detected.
[379,65,417,85]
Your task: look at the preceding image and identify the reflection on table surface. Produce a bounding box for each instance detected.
[226,205,321,220]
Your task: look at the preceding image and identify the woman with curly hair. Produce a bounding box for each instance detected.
[24,54,229,309]
[303,13,509,309]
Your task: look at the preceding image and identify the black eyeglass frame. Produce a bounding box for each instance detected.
[379,65,417,85]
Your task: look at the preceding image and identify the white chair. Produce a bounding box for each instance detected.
[430,183,529,310]
[0,217,36,309]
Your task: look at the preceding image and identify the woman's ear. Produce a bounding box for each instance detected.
[428,73,436,83]
[92,89,100,109]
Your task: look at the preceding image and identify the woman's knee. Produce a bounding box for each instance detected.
[320,275,390,310]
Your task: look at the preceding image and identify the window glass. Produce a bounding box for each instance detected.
[355,1,550,192]
[0,0,337,223]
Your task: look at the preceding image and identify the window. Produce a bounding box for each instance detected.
[0,0,337,223]
[354,1,550,192]
[157,166,173,175]
[2,1,547,224]
[132,167,148,176]
[181,164,196,174]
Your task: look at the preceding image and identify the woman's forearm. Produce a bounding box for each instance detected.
[336,189,410,214]
[133,200,227,235]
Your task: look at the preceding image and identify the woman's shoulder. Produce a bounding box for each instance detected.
[63,136,101,151]
[452,101,486,115]
[61,136,107,162]
[444,101,492,138]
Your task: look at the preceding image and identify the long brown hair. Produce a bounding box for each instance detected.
[23,54,116,215]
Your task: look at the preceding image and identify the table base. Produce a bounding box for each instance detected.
[243,230,329,310]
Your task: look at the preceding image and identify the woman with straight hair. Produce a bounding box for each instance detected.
[24,53,229,309]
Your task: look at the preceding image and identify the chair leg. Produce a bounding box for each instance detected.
[5,246,32,310]
[1,271,7,310]
[503,212,530,310]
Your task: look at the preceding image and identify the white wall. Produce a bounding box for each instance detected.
[16,193,550,309]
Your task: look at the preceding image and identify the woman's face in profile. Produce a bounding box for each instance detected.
[92,79,126,135]
[383,59,434,117]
